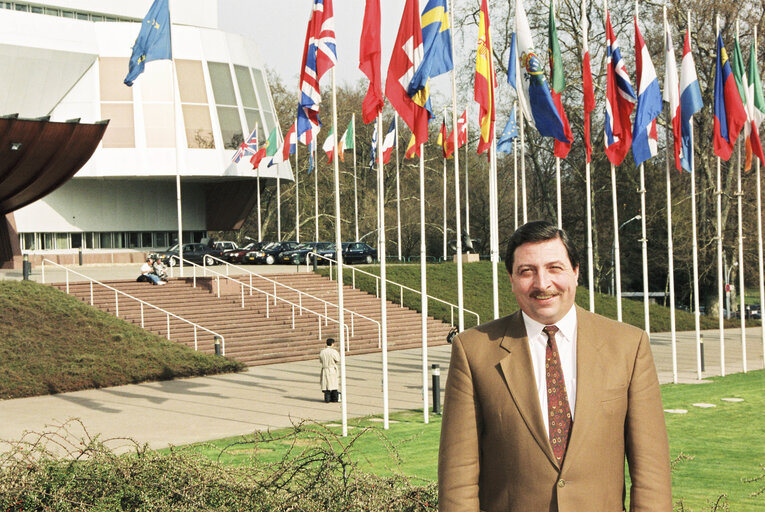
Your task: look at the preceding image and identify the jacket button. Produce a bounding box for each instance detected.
[558,479,566,488]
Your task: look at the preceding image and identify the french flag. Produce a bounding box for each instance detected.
[663,19,681,171]
[632,16,662,166]
[679,29,703,171]
[604,11,636,166]
[381,118,397,164]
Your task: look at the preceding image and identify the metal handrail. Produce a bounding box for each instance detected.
[309,252,481,328]
[202,255,382,348]
[40,259,226,355]
[173,257,357,348]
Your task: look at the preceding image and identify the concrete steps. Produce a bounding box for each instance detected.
[51,272,452,366]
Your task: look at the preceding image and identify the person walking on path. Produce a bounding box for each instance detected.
[319,338,340,403]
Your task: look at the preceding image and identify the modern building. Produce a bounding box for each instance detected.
[0,0,291,268]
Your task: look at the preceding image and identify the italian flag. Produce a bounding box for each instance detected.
[745,41,765,170]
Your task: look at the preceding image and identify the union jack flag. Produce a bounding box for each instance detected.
[232,126,258,163]
[297,0,337,145]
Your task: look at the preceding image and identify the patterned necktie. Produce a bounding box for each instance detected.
[543,325,572,463]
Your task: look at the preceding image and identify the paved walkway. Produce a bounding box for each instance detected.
[1,264,763,450]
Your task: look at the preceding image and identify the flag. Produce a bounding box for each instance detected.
[507,31,517,89]
[746,42,765,168]
[250,135,268,170]
[713,32,747,161]
[679,29,703,171]
[548,0,573,158]
[632,16,662,166]
[307,141,316,175]
[514,0,568,143]
[368,123,378,169]
[407,0,453,109]
[297,0,337,145]
[581,0,595,163]
[497,108,519,154]
[730,34,753,167]
[337,118,354,163]
[436,119,449,158]
[474,0,496,155]
[604,11,636,166]
[663,17,681,171]
[124,0,171,86]
[386,0,430,147]
[359,0,384,124]
[445,109,467,157]
[269,122,297,167]
[405,133,420,159]
[265,128,279,159]
[381,118,397,164]
[233,126,258,164]
[323,127,336,163]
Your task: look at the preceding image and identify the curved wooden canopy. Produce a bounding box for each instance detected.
[0,115,108,215]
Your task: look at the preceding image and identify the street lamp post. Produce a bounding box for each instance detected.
[610,214,642,295]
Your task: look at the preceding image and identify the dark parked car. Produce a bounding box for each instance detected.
[249,241,301,264]
[342,242,377,264]
[156,243,225,267]
[280,242,338,265]
[225,242,263,264]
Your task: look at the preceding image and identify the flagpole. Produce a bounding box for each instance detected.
[375,112,389,430]
[353,113,359,242]
[757,25,765,369]
[419,142,429,424]
[556,157,562,228]
[330,68,348,437]
[582,0,594,312]
[442,109,447,262]
[314,140,319,242]
[295,120,300,243]
[465,108,471,245]
[520,106,527,223]
[491,136,500,320]
[396,115,402,261]
[715,16,726,377]
[257,162,262,241]
[166,6,184,277]
[513,102,519,230]
[639,161,650,334]
[449,3,464,332]
[663,6,678,383]
[611,161,623,322]
[735,22,747,372]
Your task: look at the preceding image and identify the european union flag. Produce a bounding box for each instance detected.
[497,108,518,154]
[124,0,172,86]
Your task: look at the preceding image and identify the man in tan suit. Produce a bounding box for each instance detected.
[438,221,671,512]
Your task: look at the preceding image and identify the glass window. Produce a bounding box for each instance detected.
[235,65,257,108]
[139,62,172,102]
[182,105,214,148]
[85,232,97,249]
[100,58,133,101]
[91,15,103,21]
[101,103,135,148]
[251,68,272,112]
[217,106,243,149]
[243,108,262,135]
[127,232,139,248]
[144,104,175,148]
[176,59,208,104]
[61,10,74,18]
[30,5,42,14]
[15,4,28,12]
[208,62,236,106]
[22,233,35,251]
[100,232,113,249]
[71,233,82,249]
[42,233,53,250]
[142,233,153,247]
[76,12,88,20]
[44,7,59,15]
[262,113,275,136]
[155,232,168,248]
[113,232,124,249]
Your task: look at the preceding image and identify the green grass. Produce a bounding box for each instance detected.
[318,262,742,332]
[0,281,245,399]
[177,369,765,511]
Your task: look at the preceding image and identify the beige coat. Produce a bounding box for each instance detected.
[438,306,671,512]
[319,346,339,391]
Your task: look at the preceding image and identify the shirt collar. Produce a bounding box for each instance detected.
[521,305,577,343]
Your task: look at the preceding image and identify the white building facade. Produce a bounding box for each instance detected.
[1,0,291,264]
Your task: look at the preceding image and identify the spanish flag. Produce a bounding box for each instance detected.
[474,0,496,155]
[405,133,421,159]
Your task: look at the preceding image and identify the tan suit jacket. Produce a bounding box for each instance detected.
[438,306,671,512]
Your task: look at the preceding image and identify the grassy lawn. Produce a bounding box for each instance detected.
[177,369,765,511]
[0,281,244,399]
[318,262,745,333]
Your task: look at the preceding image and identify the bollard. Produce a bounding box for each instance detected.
[214,335,222,356]
[700,334,705,372]
[431,364,441,415]
[78,247,83,266]
[22,254,31,280]
[312,254,318,272]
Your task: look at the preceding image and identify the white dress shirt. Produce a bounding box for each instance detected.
[521,305,577,437]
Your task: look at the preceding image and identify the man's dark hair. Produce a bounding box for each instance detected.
[326,338,335,346]
[504,220,580,274]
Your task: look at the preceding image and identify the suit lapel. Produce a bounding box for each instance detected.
[498,313,558,468]
[564,306,607,465]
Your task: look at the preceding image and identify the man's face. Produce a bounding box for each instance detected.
[509,237,579,325]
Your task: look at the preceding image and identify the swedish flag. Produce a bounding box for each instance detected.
[124,0,172,86]
[407,0,453,118]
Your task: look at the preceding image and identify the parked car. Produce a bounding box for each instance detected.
[225,242,264,264]
[342,242,377,264]
[155,243,225,267]
[214,240,239,252]
[249,241,301,264]
[280,242,338,265]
